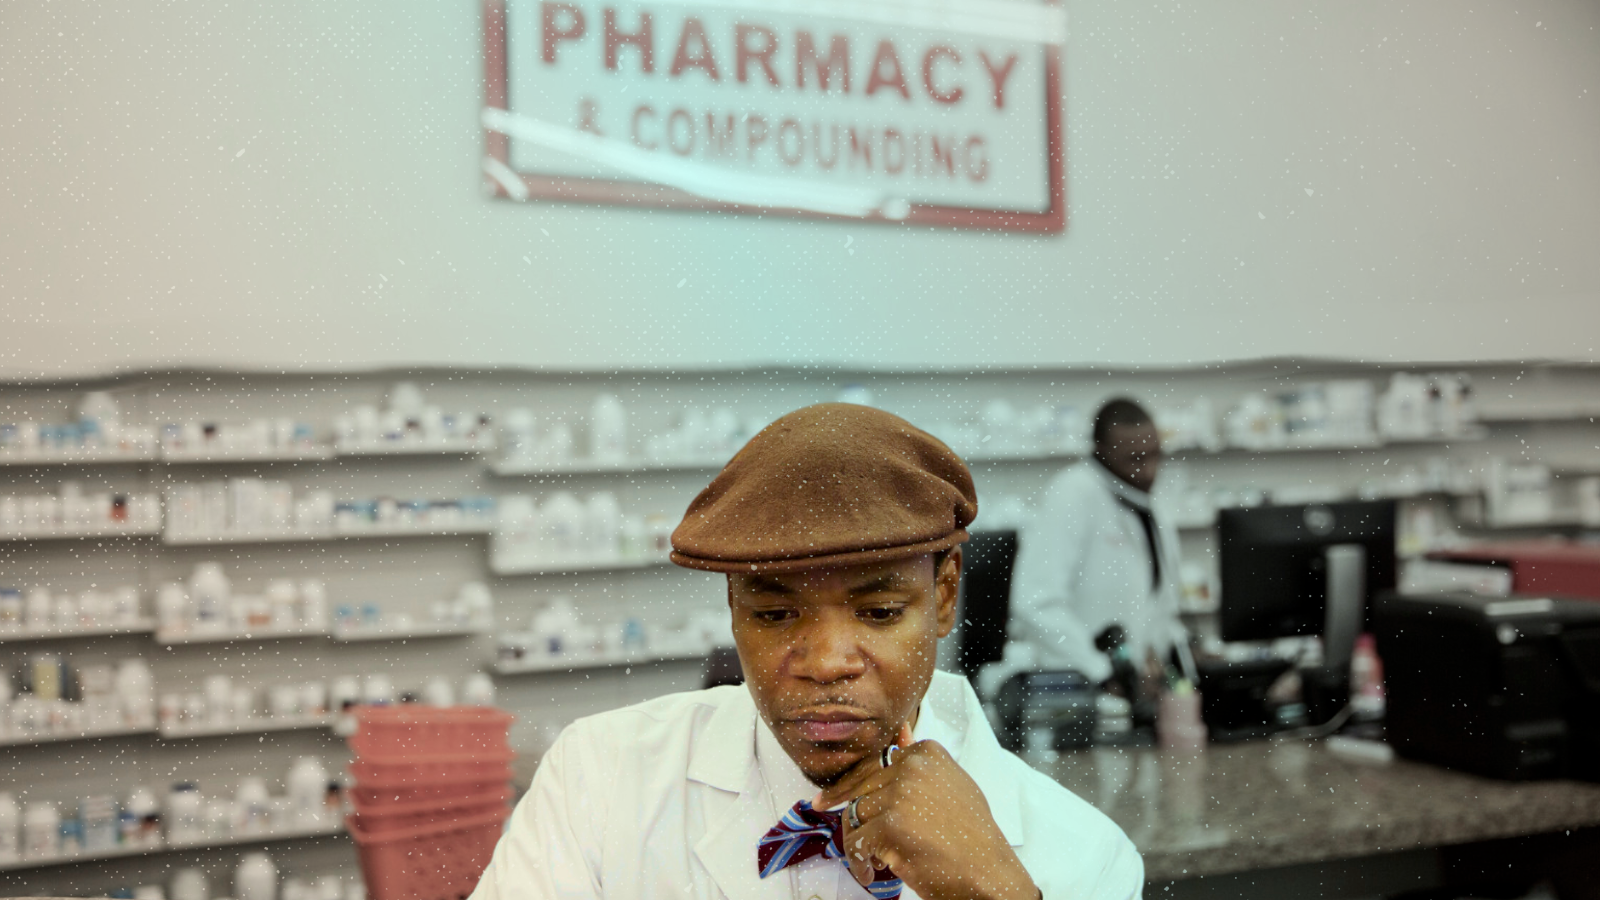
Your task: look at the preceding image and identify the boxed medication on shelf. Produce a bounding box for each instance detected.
[165,480,496,540]
[158,676,331,736]
[494,491,671,570]
[494,596,731,670]
[0,484,160,536]
[0,392,158,461]
[922,400,1088,459]
[499,395,765,470]
[161,417,322,459]
[331,582,494,639]
[0,654,155,742]
[0,583,145,634]
[155,564,327,638]
[334,382,493,453]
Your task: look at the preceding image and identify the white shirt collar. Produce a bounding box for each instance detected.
[1088,457,1153,508]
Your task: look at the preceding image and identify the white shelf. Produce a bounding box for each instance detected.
[0,618,156,642]
[1549,460,1600,477]
[160,714,333,739]
[166,818,344,852]
[960,444,1089,463]
[1476,405,1600,424]
[335,436,494,457]
[161,445,333,463]
[1168,430,1489,458]
[1477,514,1593,530]
[332,622,488,642]
[491,456,724,476]
[156,623,330,645]
[489,553,674,576]
[1381,426,1491,444]
[0,446,157,466]
[492,647,709,675]
[163,520,493,545]
[333,520,494,537]
[493,448,1088,477]
[0,723,157,748]
[0,821,347,873]
[490,434,1487,478]
[0,840,158,872]
[0,520,162,541]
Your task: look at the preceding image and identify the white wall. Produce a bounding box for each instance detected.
[1,0,1597,379]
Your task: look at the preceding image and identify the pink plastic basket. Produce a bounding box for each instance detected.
[350,794,512,836]
[350,707,513,759]
[349,751,516,788]
[350,807,510,900]
[349,778,512,810]
[350,782,512,818]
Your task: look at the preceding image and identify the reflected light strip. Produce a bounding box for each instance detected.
[482,108,908,219]
[482,156,531,201]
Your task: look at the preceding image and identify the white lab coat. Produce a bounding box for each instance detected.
[470,670,1142,900]
[987,460,1186,690]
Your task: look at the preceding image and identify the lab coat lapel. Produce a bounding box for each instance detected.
[935,672,1027,849]
[692,763,784,900]
[688,685,782,899]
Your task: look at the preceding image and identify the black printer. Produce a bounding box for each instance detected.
[1374,591,1600,781]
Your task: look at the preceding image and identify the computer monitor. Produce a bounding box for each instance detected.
[1218,499,1398,650]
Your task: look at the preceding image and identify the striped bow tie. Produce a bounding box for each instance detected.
[757,799,903,900]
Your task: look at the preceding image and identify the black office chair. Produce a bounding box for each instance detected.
[701,646,743,688]
[954,530,1020,682]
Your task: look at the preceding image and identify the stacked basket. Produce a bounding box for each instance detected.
[346,706,516,900]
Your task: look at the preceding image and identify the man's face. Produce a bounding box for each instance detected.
[727,551,961,787]
[1096,421,1164,493]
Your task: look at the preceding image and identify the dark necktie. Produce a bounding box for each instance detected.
[758,799,904,899]
[1113,495,1163,591]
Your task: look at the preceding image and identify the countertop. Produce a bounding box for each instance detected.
[1027,739,1600,881]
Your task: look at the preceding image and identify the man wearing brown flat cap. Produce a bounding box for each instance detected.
[471,404,1143,900]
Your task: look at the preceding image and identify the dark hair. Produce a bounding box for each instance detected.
[1092,398,1154,448]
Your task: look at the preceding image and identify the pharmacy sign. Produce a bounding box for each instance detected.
[481,0,1067,231]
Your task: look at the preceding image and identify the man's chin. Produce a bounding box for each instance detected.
[792,742,874,788]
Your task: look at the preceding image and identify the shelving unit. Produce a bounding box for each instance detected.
[0,619,157,643]
[3,359,1597,894]
[491,646,710,675]
[1476,514,1594,531]
[488,553,673,577]
[161,445,333,463]
[162,520,494,545]
[491,456,722,476]
[155,623,330,645]
[164,819,346,852]
[159,714,334,739]
[0,520,162,541]
[0,447,157,466]
[0,821,346,874]
[332,622,488,642]
[487,432,1487,480]
[1475,404,1600,423]
[0,723,158,748]
[334,436,495,457]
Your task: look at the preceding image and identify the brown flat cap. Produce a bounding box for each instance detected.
[670,403,978,573]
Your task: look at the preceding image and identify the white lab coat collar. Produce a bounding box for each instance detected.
[1088,458,1153,509]
[686,674,1025,899]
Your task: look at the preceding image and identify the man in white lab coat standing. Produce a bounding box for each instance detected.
[470,403,1142,900]
[986,399,1187,698]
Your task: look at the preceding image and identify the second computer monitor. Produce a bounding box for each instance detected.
[1218,499,1398,645]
